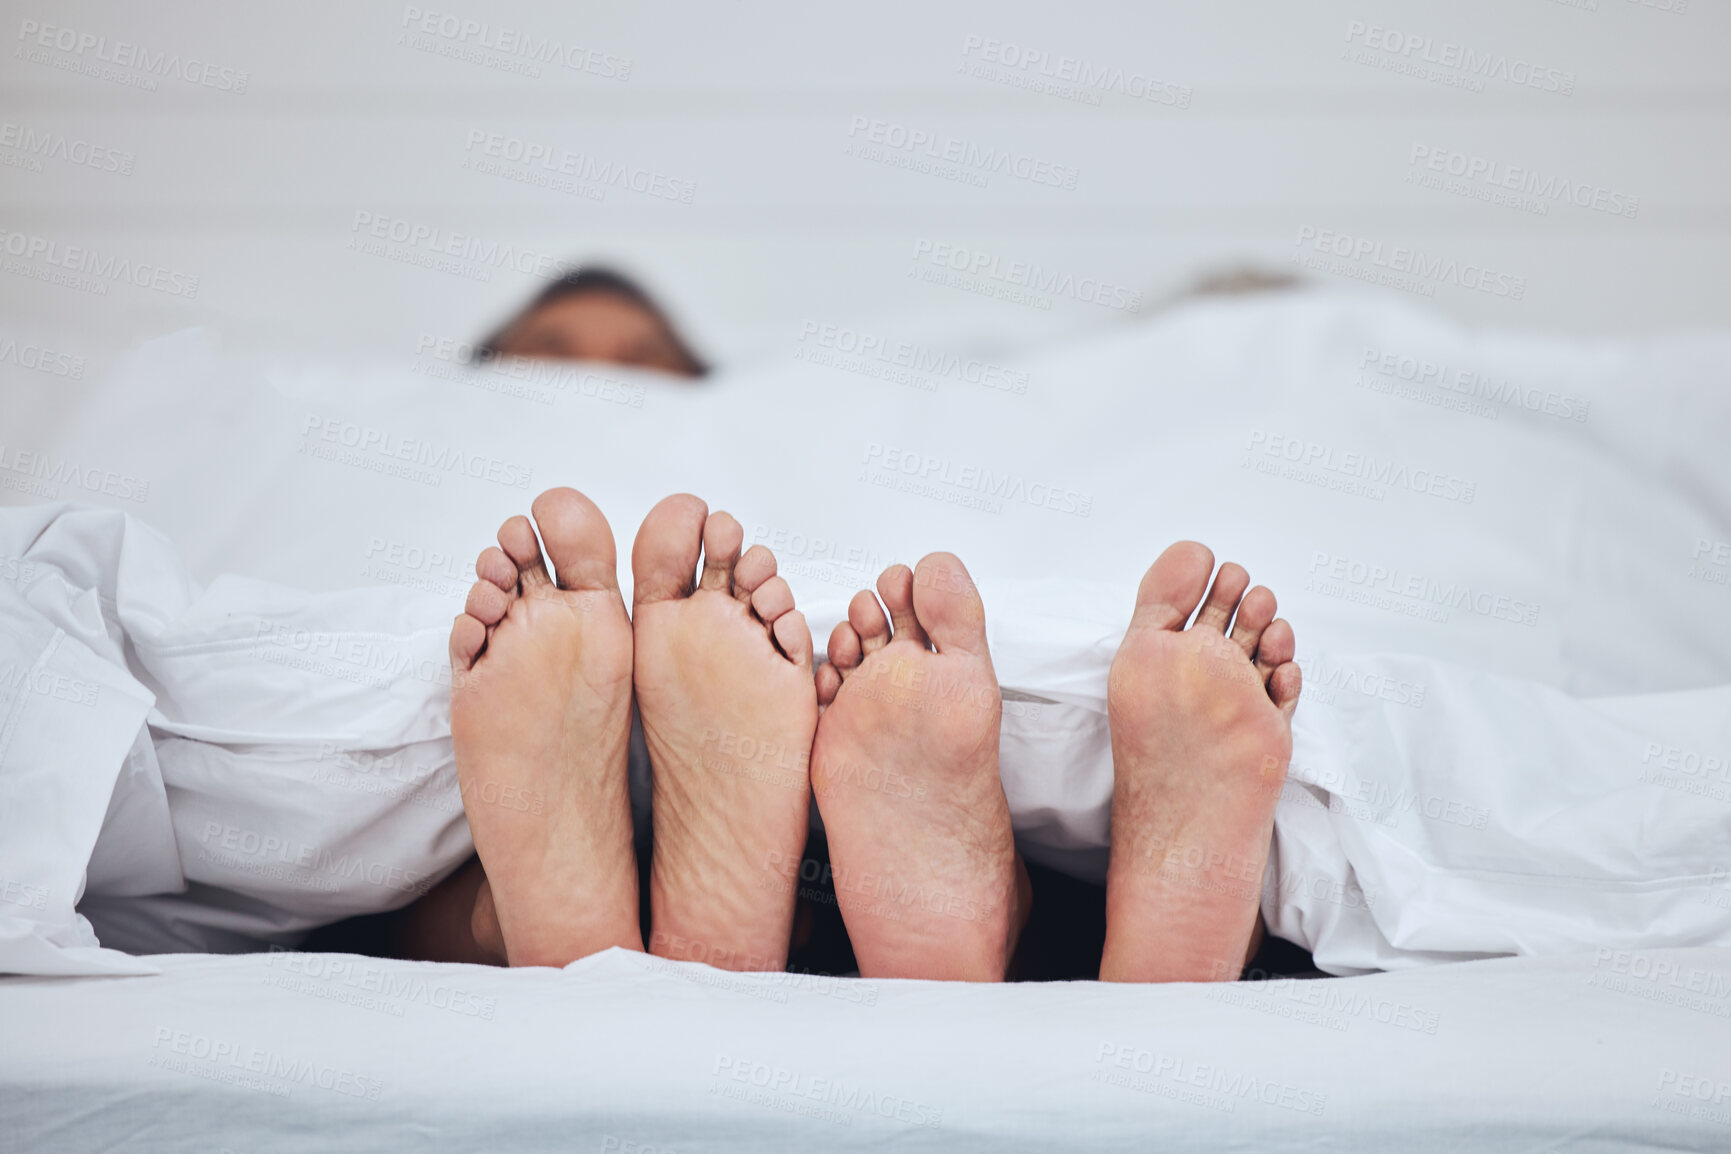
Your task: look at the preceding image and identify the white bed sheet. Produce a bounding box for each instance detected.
[2,946,1729,1153]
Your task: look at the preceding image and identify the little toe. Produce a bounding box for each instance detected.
[828,620,863,676]
[731,545,777,604]
[1254,618,1296,684]
[1193,562,1250,633]
[1132,542,1216,631]
[497,514,552,587]
[476,547,518,593]
[773,609,814,670]
[1229,586,1278,657]
[876,564,931,650]
[751,576,796,625]
[465,579,512,627]
[849,590,892,656]
[531,487,620,592]
[699,511,744,594]
[1270,662,1302,720]
[632,494,707,605]
[910,552,988,657]
[816,661,842,706]
[449,613,486,672]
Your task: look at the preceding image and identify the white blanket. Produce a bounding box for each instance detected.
[3,291,1729,977]
[6,946,1731,1152]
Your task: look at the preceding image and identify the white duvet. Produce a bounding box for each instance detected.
[3,290,1729,978]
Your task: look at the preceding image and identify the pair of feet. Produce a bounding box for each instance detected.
[449,487,1300,983]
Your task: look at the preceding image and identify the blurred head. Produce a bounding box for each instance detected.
[478,267,706,378]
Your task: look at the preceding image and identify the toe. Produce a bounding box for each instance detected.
[699,511,744,594]
[1270,661,1302,720]
[465,579,513,626]
[1229,586,1277,657]
[848,590,892,657]
[731,545,777,603]
[773,609,814,670]
[828,620,863,675]
[1194,562,1250,633]
[1254,618,1296,684]
[751,576,796,624]
[477,547,518,592]
[1132,541,1215,631]
[449,612,487,672]
[530,486,619,592]
[876,564,931,650]
[631,493,707,604]
[910,552,988,657]
[497,514,552,588]
[816,661,842,706]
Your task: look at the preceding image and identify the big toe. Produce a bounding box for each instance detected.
[910,552,988,657]
[632,493,707,604]
[531,487,619,592]
[1133,541,1215,631]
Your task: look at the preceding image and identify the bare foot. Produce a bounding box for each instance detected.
[448,488,642,967]
[1099,542,1301,983]
[811,555,1026,981]
[631,495,819,972]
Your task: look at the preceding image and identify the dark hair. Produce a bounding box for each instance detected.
[475,265,707,375]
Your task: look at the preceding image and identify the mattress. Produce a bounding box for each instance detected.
[3,945,1728,1152]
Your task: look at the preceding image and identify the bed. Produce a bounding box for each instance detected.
[4,946,1730,1152]
[3,290,1729,1148]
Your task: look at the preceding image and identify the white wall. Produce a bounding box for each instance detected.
[2,0,1726,394]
